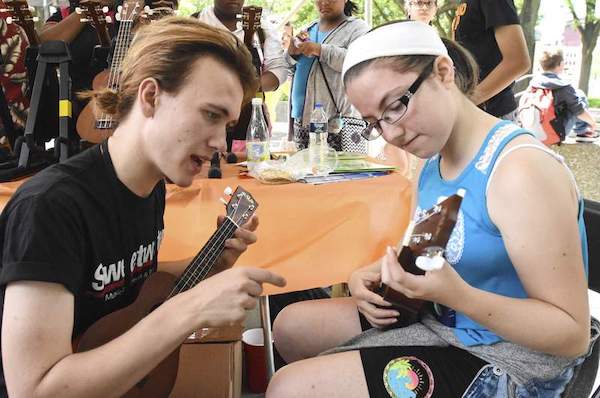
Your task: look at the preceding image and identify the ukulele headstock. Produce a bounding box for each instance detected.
[239,5,262,48]
[401,189,465,273]
[140,0,175,22]
[76,0,112,47]
[223,186,258,226]
[1,0,39,46]
[116,1,140,22]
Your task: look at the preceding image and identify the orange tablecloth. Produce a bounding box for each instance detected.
[160,165,413,294]
[0,163,413,295]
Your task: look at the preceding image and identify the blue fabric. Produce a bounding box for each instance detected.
[463,362,578,398]
[572,89,591,134]
[417,120,589,347]
[290,24,329,120]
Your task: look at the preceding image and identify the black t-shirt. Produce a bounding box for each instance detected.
[0,142,165,396]
[453,0,521,117]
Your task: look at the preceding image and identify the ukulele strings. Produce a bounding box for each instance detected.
[98,9,134,128]
[169,218,237,296]
[168,217,239,297]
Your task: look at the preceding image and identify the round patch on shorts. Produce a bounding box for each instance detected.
[383,356,434,398]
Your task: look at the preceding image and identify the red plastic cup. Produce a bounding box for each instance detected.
[242,328,269,393]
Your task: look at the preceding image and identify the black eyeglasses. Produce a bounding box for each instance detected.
[408,0,436,9]
[360,61,434,141]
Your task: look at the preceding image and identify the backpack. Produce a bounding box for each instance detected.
[517,86,565,146]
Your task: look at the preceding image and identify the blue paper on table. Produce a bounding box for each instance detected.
[300,171,390,185]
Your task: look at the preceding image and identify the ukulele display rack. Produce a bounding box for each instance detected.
[0,40,73,182]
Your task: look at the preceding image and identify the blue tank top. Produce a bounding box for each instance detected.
[417,120,588,346]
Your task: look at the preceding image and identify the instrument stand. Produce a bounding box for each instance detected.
[18,40,72,168]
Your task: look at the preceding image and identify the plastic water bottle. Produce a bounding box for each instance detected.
[309,103,329,175]
[246,98,270,171]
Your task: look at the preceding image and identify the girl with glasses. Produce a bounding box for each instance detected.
[267,21,594,398]
[406,0,437,25]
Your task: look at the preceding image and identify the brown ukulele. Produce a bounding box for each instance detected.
[75,1,139,143]
[74,186,258,397]
[225,6,268,153]
[2,0,39,46]
[139,0,175,24]
[377,189,465,328]
[240,6,263,75]
[75,0,113,49]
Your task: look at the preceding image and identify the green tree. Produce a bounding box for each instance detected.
[565,0,600,94]
[514,0,541,91]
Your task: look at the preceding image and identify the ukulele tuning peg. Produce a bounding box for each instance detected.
[224,186,233,196]
[32,16,39,22]
[75,6,82,13]
[219,197,228,207]
[5,16,12,24]
[28,5,34,11]
[102,5,109,13]
[415,254,445,272]
[79,17,89,22]
[105,15,112,23]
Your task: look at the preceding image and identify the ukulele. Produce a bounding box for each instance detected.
[2,0,39,46]
[139,0,175,24]
[75,1,140,143]
[75,0,113,49]
[74,186,258,398]
[226,6,268,151]
[240,6,263,77]
[377,189,465,328]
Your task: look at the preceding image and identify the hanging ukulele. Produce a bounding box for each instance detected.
[377,189,465,328]
[240,6,264,78]
[2,0,39,46]
[226,6,268,153]
[74,186,258,398]
[139,0,175,24]
[75,0,113,49]
[75,1,140,144]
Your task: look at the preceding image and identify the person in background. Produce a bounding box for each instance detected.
[286,0,369,150]
[267,21,593,397]
[196,0,287,152]
[406,0,437,25]
[452,0,530,120]
[529,48,597,143]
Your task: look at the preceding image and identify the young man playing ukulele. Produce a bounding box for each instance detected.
[0,17,285,398]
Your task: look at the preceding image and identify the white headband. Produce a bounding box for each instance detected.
[342,21,448,80]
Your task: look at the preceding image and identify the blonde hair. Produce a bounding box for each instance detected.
[540,48,564,71]
[82,16,259,121]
